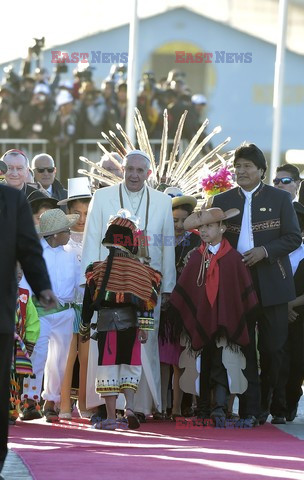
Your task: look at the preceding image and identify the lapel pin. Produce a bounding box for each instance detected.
[260,208,266,211]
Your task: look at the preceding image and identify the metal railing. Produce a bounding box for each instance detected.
[0,138,185,184]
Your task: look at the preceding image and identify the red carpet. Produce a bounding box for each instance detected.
[8,418,304,480]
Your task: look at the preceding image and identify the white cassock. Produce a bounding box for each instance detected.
[81,182,176,414]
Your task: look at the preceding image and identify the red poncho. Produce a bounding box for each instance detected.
[170,239,258,350]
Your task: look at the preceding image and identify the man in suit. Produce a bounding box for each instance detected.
[2,149,38,199]
[32,153,68,201]
[81,150,176,419]
[0,183,57,477]
[212,143,301,426]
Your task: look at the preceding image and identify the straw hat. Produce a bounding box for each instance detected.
[57,177,92,206]
[184,207,240,230]
[164,186,197,210]
[36,208,80,236]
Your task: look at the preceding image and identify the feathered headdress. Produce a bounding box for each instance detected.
[78,108,233,208]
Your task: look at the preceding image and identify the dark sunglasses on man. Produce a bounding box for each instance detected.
[273,177,295,185]
[35,167,55,173]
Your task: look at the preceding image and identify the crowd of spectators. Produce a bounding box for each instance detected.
[0,46,210,150]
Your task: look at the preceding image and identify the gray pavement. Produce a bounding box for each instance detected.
[2,450,32,480]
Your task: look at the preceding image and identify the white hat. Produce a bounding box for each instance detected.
[191,94,207,105]
[33,83,51,96]
[125,150,151,164]
[36,209,79,236]
[56,90,74,107]
[57,177,92,205]
[58,79,73,90]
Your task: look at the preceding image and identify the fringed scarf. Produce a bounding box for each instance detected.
[86,255,162,311]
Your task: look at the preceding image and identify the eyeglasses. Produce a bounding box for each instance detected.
[35,167,55,173]
[273,177,295,185]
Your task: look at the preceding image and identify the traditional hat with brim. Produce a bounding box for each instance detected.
[57,177,92,206]
[164,186,197,210]
[184,207,240,230]
[27,189,58,210]
[36,208,79,236]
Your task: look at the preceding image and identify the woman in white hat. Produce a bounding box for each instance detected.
[21,209,81,423]
[57,177,93,419]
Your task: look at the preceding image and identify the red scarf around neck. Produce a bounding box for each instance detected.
[198,238,232,306]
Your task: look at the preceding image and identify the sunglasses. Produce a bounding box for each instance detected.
[273,177,295,185]
[35,167,55,173]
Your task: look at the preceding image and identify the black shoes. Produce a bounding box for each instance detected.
[20,404,42,421]
[271,416,286,425]
[258,411,269,425]
[244,415,259,427]
[135,412,146,423]
[286,407,297,422]
[210,407,226,425]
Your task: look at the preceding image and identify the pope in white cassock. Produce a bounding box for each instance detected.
[81,150,176,417]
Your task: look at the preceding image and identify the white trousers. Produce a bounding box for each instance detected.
[85,299,162,414]
[22,309,74,403]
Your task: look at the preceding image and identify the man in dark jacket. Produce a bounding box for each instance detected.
[212,143,302,426]
[32,153,67,200]
[0,184,57,476]
[2,149,38,199]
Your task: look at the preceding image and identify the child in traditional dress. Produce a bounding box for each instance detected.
[9,264,40,424]
[169,207,258,424]
[80,209,162,430]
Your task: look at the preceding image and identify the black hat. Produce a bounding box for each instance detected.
[27,189,58,210]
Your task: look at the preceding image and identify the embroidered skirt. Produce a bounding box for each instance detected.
[96,327,142,396]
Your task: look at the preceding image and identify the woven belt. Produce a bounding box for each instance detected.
[33,297,74,317]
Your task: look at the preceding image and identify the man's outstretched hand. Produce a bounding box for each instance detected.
[38,289,58,309]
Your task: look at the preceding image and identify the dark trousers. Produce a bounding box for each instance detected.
[0,333,14,471]
[285,317,304,412]
[197,341,229,415]
[239,302,288,417]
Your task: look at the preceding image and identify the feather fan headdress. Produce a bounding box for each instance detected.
[78,108,233,208]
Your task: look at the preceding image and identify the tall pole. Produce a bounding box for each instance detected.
[126,0,139,146]
[270,0,288,179]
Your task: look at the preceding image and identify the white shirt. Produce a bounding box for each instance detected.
[41,238,80,304]
[237,184,260,254]
[123,183,145,216]
[64,231,84,303]
[289,242,304,275]
[208,242,221,255]
[46,185,53,196]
